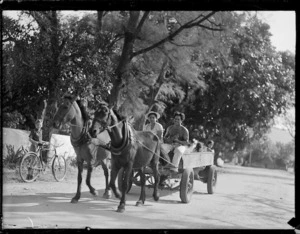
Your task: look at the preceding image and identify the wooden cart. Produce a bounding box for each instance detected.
[118,150,217,203]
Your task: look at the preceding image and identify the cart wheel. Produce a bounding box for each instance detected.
[117,168,133,193]
[180,168,194,203]
[207,165,217,194]
[133,170,154,187]
[19,152,41,183]
[132,170,142,186]
[52,155,67,182]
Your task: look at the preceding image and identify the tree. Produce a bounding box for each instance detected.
[3,11,114,136]
[178,12,295,159]
[3,10,294,162]
[92,11,223,110]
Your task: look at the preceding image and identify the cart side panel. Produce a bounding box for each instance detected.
[182,152,214,169]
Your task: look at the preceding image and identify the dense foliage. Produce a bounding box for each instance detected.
[3,11,295,164]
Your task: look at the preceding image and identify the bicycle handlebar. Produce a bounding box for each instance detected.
[31,139,64,150]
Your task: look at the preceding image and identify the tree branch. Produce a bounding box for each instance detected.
[132,11,219,58]
[59,35,69,53]
[134,11,150,36]
[197,24,223,31]
[169,40,202,47]
[2,36,17,43]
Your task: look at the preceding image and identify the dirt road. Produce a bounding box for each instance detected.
[2,164,295,229]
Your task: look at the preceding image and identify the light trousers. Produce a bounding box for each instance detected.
[161,143,187,168]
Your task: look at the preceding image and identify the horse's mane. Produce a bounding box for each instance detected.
[112,108,126,121]
[76,100,90,123]
[63,95,89,123]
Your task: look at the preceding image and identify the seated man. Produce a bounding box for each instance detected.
[143,111,164,142]
[161,111,189,172]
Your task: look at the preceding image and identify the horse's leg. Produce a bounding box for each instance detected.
[101,160,112,199]
[71,159,84,203]
[86,162,98,197]
[109,162,121,200]
[151,160,160,201]
[117,162,133,213]
[136,167,146,206]
[151,145,161,201]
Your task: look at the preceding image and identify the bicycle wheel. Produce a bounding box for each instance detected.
[52,155,67,182]
[19,152,42,183]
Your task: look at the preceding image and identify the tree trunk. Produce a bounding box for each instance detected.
[109,11,140,109]
[42,11,61,141]
[135,58,169,130]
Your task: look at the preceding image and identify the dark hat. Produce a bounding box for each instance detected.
[146,111,160,119]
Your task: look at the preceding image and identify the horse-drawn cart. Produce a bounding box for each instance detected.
[118,150,217,203]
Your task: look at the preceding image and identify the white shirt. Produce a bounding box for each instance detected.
[143,122,164,140]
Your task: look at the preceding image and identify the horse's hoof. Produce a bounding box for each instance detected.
[103,190,112,199]
[153,193,160,201]
[136,201,144,206]
[91,190,98,197]
[117,206,125,213]
[71,198,79,203]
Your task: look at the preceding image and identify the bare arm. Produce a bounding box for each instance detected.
[163,127,172,144]
[173,127,189,145]
[156,130,163,140]
[156,123,164,140]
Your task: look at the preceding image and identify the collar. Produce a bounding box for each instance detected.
[110,121,134,155]
[71,121,91,147]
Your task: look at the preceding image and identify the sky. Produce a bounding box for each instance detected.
[257,11,295,53]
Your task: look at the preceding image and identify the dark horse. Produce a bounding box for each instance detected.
[90,102,161,212]
[53,94,112,203]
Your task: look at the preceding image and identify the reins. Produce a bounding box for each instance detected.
[135,139,177,167]
[93,107,177,168]
[105,119,126,132]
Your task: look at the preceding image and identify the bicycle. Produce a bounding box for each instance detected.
[19,141,67,183]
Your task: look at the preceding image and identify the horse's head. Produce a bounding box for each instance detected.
[90,102,111,137]
[53,93,78,129]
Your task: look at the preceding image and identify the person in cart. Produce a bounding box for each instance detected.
[207,140,215,153]
[161,111,189,172]
[143,111,164,142]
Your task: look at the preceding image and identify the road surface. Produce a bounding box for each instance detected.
[2,164,295,230]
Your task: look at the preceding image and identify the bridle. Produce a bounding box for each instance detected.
[55,98,82,128]
[93,107,125,133]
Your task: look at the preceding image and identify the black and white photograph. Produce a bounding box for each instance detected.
[2,5,296,231]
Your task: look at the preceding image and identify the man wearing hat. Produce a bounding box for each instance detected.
[143,111,164,142]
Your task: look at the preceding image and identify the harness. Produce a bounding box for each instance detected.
[94,109,176,166]
[110,121,135,155]
[70,121,91,147]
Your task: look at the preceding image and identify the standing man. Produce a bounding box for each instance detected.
[29,119,49,163]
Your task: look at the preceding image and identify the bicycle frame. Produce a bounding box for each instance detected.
[19,142,66,183]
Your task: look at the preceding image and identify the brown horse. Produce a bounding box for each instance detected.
[52,94,112,203]
[90,102,161,213]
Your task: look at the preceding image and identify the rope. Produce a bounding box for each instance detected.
[105,119,126,131]
[136,139,177,168]
[93,113,177,168]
